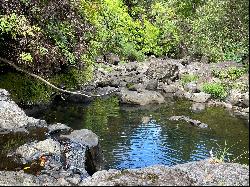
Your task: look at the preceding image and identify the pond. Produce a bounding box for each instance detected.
[24,96,249,170]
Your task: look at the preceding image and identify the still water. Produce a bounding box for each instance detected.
[25,97,249,169]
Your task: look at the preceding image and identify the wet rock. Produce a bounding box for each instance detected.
[61,129,103,172]
[16,138,62,163]
[169,115,208,128]
[118,88,165,105]
[191,102,206,113]
[48,123,72,135]
[190,92,211,103]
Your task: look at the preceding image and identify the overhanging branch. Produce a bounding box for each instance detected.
[0,57,118,98]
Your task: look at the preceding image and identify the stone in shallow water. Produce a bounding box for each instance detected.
[16,138,62,163]
[118,88,165,106]
[191,102,206,113]
[168,115,208,128]
[190,92,211,103]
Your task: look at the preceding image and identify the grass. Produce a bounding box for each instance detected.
[209,140,249,164]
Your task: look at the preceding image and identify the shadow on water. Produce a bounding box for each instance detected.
[0,127,48,171]
[24,97,249,170]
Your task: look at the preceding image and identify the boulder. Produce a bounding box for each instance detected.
[118,88,165,105]
[227,89,242,106]
[146,59,179,82]
[61,129,103,172]
[15,138,62,163]
[0,89,47,130]
[191,102,206,113]
[190,92,211,103]
[79,160,249,186]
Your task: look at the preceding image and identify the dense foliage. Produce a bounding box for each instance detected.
[0,0,249,104]
[1,0,248,71]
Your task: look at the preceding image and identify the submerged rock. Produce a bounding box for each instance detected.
[169,115,208,128]
[191,102,206,113]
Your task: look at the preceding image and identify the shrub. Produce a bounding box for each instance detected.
[186,0,249,62]
[212,67,247,80]
[0,13,40,38]
[202,82,227,100]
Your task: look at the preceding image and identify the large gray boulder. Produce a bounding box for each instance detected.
[0,89,47,130]
[190,92,211,103]
[61,129,103,172]
[118,88,165,105]
[146,59,179,82]
[79,159,249,186]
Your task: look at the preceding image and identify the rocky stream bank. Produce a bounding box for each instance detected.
[0,85,249,185]
[66,56,249,122]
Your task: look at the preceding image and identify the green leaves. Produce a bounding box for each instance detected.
[212,67,247,81]
[20,52,33,63]
[202,82,228,100]
[0,13,40,39]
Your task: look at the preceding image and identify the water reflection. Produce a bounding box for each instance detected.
[24,97,249,169]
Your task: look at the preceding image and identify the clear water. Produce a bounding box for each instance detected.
[25,97,249,170]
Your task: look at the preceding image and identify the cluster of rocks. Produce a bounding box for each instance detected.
[0,88,249,185]
[0,89,103,185]
[71,57,249,121]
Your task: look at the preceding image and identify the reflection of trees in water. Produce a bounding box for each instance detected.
[27,98,249,168]
[83,96,120,131]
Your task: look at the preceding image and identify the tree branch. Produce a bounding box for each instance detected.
[0,57,118,98]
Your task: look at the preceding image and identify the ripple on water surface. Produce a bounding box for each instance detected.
[24,98,249,170]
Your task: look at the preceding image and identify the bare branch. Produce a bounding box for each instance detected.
[0,57,118,98]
